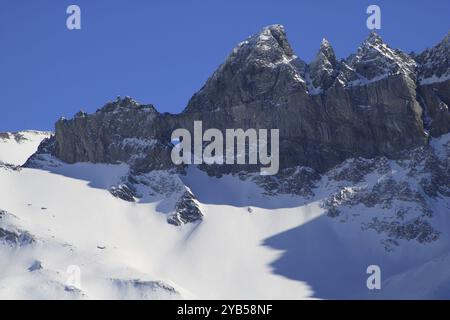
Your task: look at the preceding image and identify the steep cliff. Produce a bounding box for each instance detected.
[30,25,449,174]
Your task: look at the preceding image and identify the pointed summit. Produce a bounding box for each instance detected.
[241,24,295,58]
[184,25,307,113]
[321,38,331,48]
[317,37,337,65]
[342,31,416,83]
[364,31,383,45]
[267,24,294,56]
[307,37,339,92]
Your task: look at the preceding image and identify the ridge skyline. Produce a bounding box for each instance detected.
[4,24,449,125]
[1,0,449,132]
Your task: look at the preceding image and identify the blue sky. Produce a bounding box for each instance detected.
[1,0,449,131]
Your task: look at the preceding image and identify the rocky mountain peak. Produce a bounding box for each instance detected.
[258,24,294,57]
[184,24,307,113]
[307,37,339,92]
[230,24,296,66]
[415,31,450,84]
[364,31,384,46]
[29,26,449,176]
[342,32,416,84]
[97,96,157,113]
[318,38,337,64]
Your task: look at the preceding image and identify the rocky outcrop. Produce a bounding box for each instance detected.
[0,209,35,247]
[415,32,450,83]
[321,135,450,251]
[308,38,339,92]
[244,166,320,197]
[0,162,21,171]
[109,183,137,202]
[413,32,450,137]
[29,25,449,175]
[167,188,204,226]
[110,278,180,299]
[50,97,175,173]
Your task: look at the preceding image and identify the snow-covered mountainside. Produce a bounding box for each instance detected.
[0,131,51,166]
[1,129,450,299]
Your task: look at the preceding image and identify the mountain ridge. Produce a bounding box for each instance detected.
[28,25,449,176]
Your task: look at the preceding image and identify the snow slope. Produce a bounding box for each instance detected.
[0,161,318,299]
[1,132,450,299]
[0,131,51,166]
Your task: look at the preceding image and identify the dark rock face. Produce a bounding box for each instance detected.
[109,183,137,202]
[0,162,21,171]
[52,97,175,172]
[244,166,320,197]
[363,218,439,246]
[167,189,204,226]
[0,131,33,143]
[343,32,417,85]
[415,32,450,82]
[32,25,449,175]
[184,25,306,114]
[321,138,450,251]
[308,38,339,91]
[413,33,450,137]
[417,80,450,137]
[414,33,450,137]
[0,226,35,247]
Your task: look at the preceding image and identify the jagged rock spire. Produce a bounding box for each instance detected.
[308,37,339,92]
[228,24,296,66]
[42,25,448,178]
[319,38,337,65]
[184,24,307,113]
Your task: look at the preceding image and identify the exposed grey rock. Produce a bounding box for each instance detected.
[109,183,137,202]
[417,79,450,137]
[29,26,449,176]
[184,24,306,113]
[413,33,450,137]
[327,157,390,183]
[0,228,35,247]
[110,278,179,299]
[23,135,57,168]
[0,132,28,143]
[167,188,204,226]
[308,38,339,92]
[126,169,184,198]
[0,161,21,171]
[28,260,43,272]
[415,32,450,83]
[49,96,175,173]
[64,285,85,297]
[362,217,439,244]
[342,32,417,85]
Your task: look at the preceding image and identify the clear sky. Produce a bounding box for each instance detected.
[1,0,449,132]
